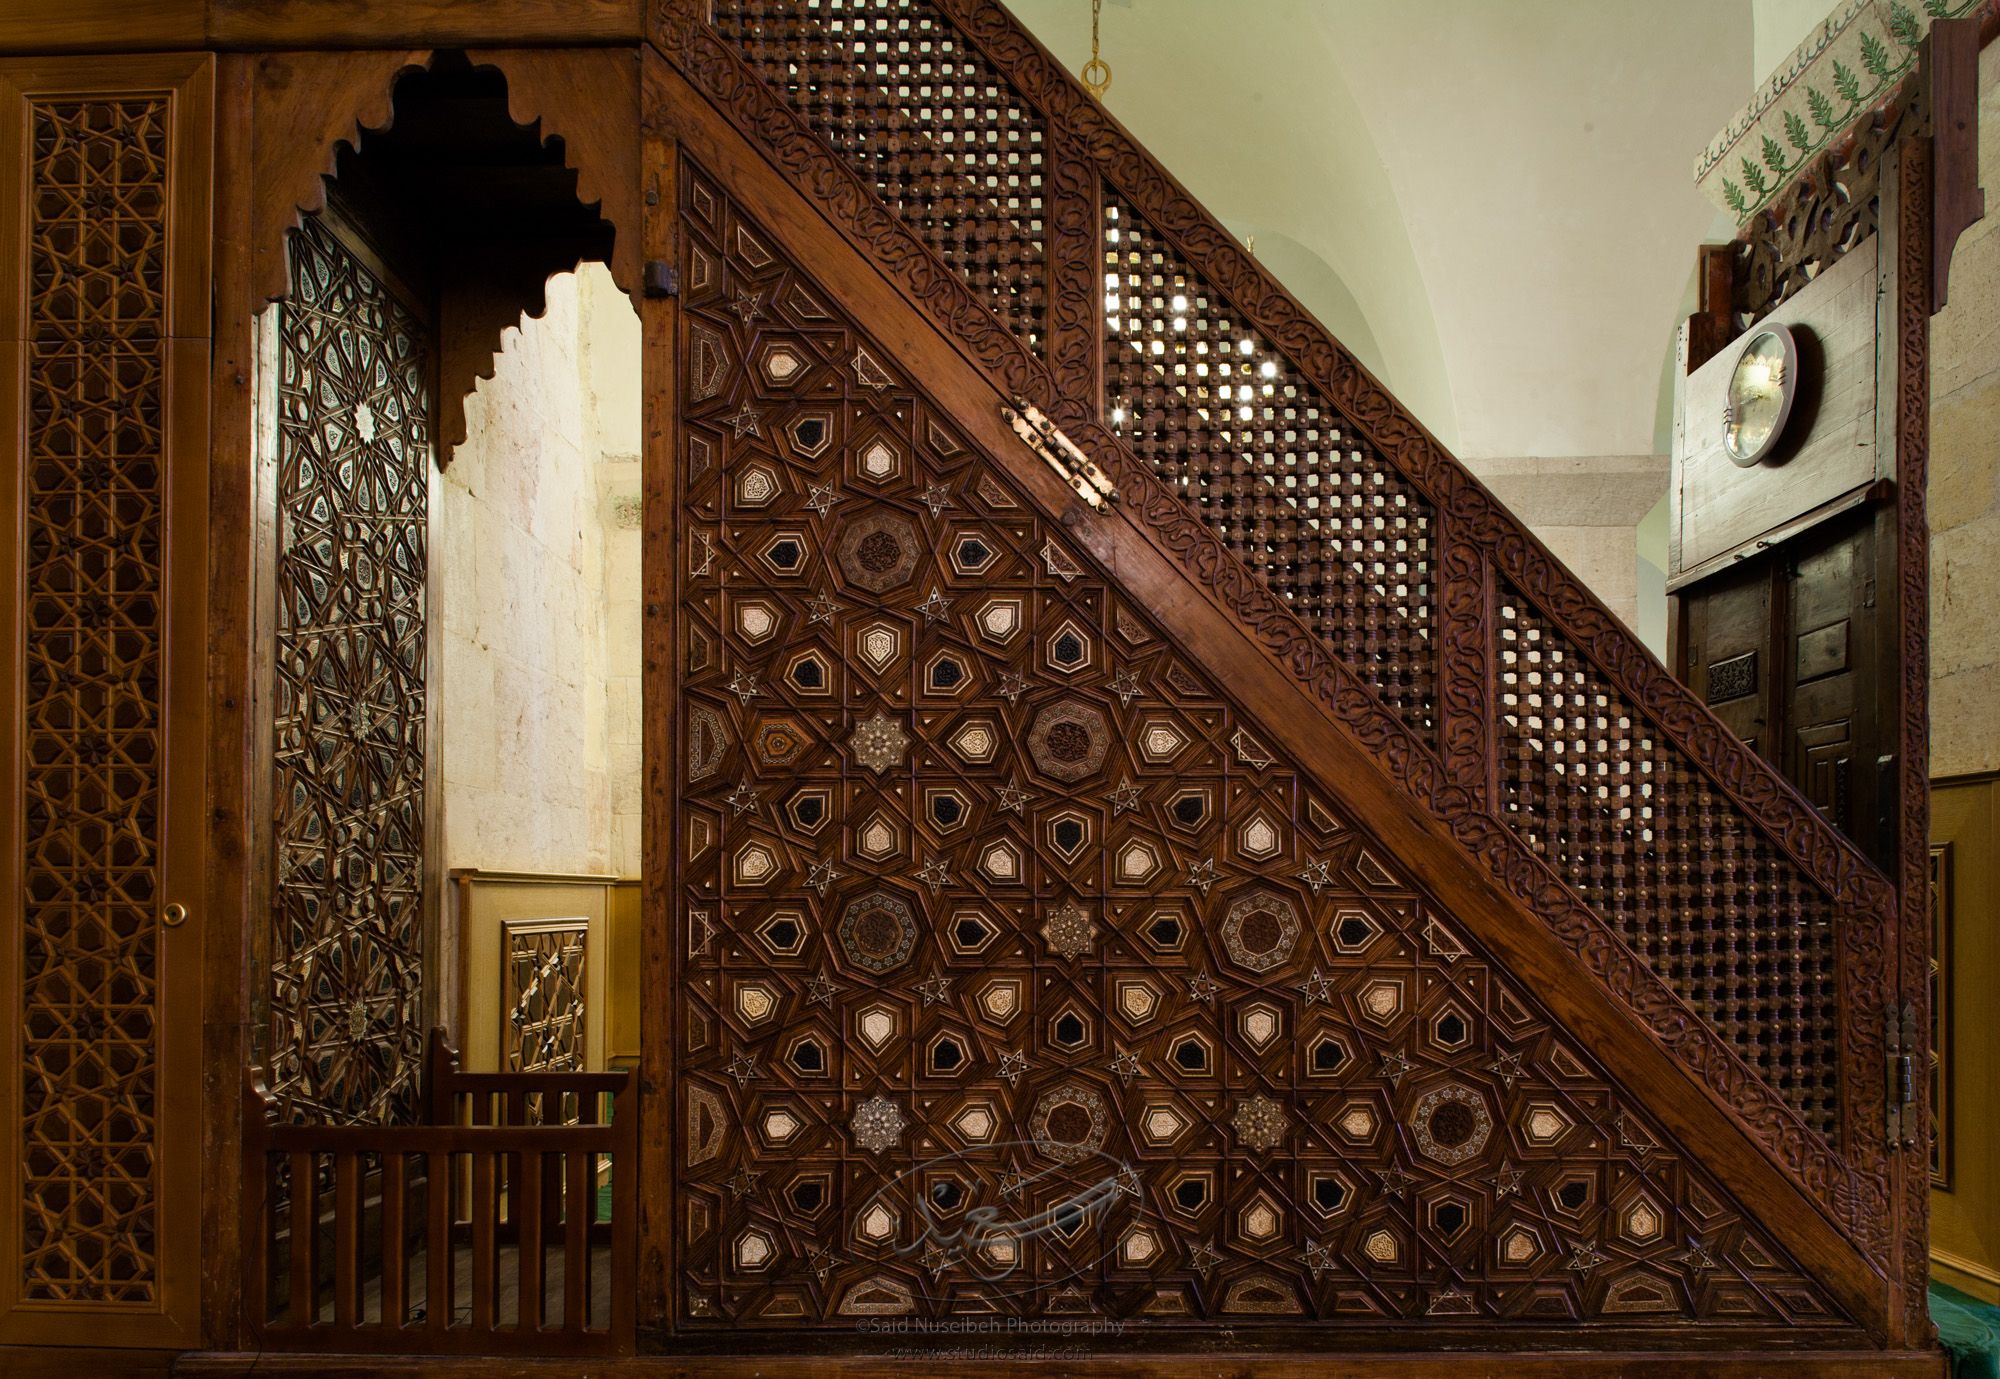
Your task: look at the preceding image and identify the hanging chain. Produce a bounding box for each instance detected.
[1081,0,1112,98]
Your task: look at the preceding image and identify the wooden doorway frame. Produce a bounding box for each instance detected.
[209,43,643,1351]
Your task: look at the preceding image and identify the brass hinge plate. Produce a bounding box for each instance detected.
[1884,1001,1917,1148]
[1003,402,1118,510]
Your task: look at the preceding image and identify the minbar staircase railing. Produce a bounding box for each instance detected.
[657,0,1911,1260]
[241,1030,636,1356]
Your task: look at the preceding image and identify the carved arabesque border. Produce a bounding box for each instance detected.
[1891,136,1934,1346]
[647,0,1896,1262]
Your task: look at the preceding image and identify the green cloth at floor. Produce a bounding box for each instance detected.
[1935,1279,2000,1379]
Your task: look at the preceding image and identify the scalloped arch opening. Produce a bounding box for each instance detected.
[262,48,638,459]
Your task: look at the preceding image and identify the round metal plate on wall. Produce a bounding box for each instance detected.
[1723,321,1801,467]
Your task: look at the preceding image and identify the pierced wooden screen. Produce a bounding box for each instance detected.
[15,90,172,1307]
[671,160,1844,1332]
[712,0,1049,354]
[1101,195,1438,736]
[269,214,432,1125]
[1495,590,1840,1139]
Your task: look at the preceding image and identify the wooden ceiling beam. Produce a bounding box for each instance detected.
[0,0,644,55]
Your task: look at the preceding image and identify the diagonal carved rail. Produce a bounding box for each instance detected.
[651,0,1908,1282]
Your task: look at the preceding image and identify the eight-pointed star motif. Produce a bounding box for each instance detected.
[850,1095,908,1154]
[848,710,910,774]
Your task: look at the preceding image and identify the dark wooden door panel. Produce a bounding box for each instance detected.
[1675,511,1885,869]
[1681,559,1775,759]
[1784,516,1878,848]
[670,158,1844,1335]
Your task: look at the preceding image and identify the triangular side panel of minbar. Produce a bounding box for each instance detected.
[668,158,1846,1333]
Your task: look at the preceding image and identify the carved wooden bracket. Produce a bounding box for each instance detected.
[1928,16,1986,311]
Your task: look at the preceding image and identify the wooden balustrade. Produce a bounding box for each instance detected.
[241,1032,635,1356]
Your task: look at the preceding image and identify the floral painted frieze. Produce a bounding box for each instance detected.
[1696,0,1991,224]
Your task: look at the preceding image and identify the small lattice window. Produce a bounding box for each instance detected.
[715,0,1047,352]
[1497,591,1839,1139]
[1102,194,1436,733]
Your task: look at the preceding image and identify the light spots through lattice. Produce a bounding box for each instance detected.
[1102,195,1435,734]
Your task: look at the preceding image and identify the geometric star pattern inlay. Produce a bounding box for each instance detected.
[672,161,1842,1331]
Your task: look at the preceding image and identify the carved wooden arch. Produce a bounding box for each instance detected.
[244,45,643,455]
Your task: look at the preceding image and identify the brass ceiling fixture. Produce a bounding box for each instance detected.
[1081,0,1112,99]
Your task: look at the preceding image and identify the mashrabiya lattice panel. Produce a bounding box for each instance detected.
[712,0,1049,357]
[17,94,170,1305]
[1495,590,1840,1141]
[269,214,431,1125]
[670,160,1843,1330]
[1100,193,1438,740]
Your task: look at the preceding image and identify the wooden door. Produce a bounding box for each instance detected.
[1679,557,1777,758]
[265,207,435,1126]
[1674,509,1889,870]
[0,53,211,1347]
[1781,514,1881,855]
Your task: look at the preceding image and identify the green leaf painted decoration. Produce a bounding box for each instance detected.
[1859,30,1893,79]
[1833,58,1863,103]
[1701,0,1978,225]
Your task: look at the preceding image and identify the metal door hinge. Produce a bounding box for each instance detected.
[644,260,680,298]
[1883,1001,1918,1148]
[1002,401,1118,510]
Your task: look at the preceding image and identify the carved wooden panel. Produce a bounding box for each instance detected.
[672,160,1845,1333]
[504,919,588,1074]
[269,213,432,1124]
[661,0,1898,1255]
[13,87,172,1310]
[712,0,1049,356]
[1731,86,1914,328]
[0,53,208,1345]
